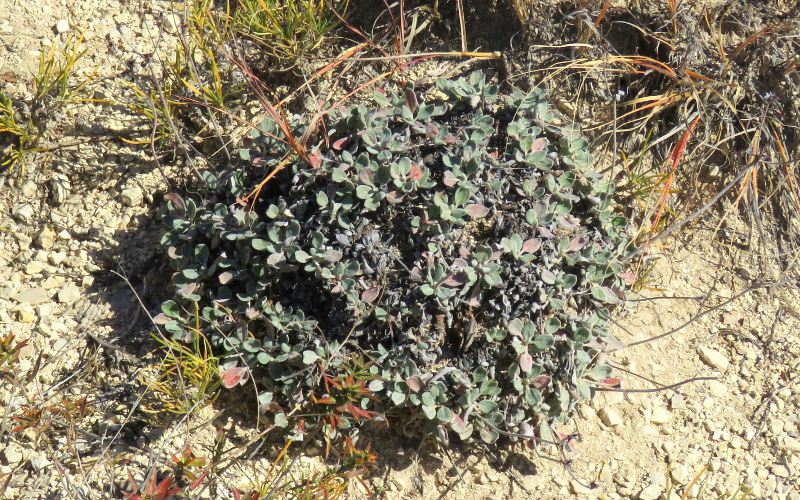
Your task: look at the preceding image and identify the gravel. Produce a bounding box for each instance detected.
[697,345,730,371]
[16,287,49,305]
[54,18,69,33]
[599,407,623,427]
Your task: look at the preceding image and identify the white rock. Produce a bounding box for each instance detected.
[16,287,49,305]
[599,407,623,427]
[120,187,143,207]
[784,436,800,453]
[42,276,64,290]
[638,483,663,500]
[57,283,81,304]
[670,464,689,484]
[21,181,37,198]
[603,390,625,406]
[650,406,671,425]
[12,203,35,222]
[771,465,790,478]
[49,251,67,266]
[162,13,178,34]
[641,424,659,435]
[2,441,28,465]
[35,227,56,250]
[25,261,45,275]
[30,452,51,471]
[599,461,613,482]
[708,380,727,397]
[698,346,729,371]
[55,19,70,33]
[16,306,36,323]
[569,479,593,495]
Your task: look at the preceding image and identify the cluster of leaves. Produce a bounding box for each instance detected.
[0,333,28,379]
[160,71,633,446]
[10,397,92,444]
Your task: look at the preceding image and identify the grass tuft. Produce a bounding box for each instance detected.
[32,33,91,108]
[138,328,221,417]
[231,0,350,71]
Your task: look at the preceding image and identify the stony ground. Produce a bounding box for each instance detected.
[1,1,799,499]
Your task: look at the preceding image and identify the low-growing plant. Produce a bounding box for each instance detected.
[231,0,350,71]
[10,397,92,445]
[32,33,91,108]
[138,328,221,416]
[159,70,633,447]
[1,34,90,176]
[0,93,33,175]
[0,333,28,378]
[126,5,244,155]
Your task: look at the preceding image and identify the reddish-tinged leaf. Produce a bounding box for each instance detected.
[452,257,469,269]
[189,473,208,491]
[406,375,423,393]
[342,403,379,422]
[522,238,542,254]
[538,227,555,238]
[444,134,458,144]
[409,163,423,181]
[153,313,171,325]
[163,193,185,209]
[531,137,548,152]
[312,394,336,405]
[442,273,466,287]
[404,88,418,113]
[619,271,637,284]
[386,191,404,204]
[556,430,576,445]
[519,352,533,373]
[450,413,468,433]
[425,123,440,138]
[443,170,459,187]
[219,366,249,389]
[600,377,622,388]
[466,204,490,218]
[332,137,348,150]
[361,287,380,303]
[567,237,584,253]
[533,374,551,389]
[308,149,322,169]
[541,269,557,284]
[178,282,199,296]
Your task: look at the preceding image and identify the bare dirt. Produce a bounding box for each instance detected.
[1,1,798,499]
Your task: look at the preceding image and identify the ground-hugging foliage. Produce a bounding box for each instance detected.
[159,71,633,446]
